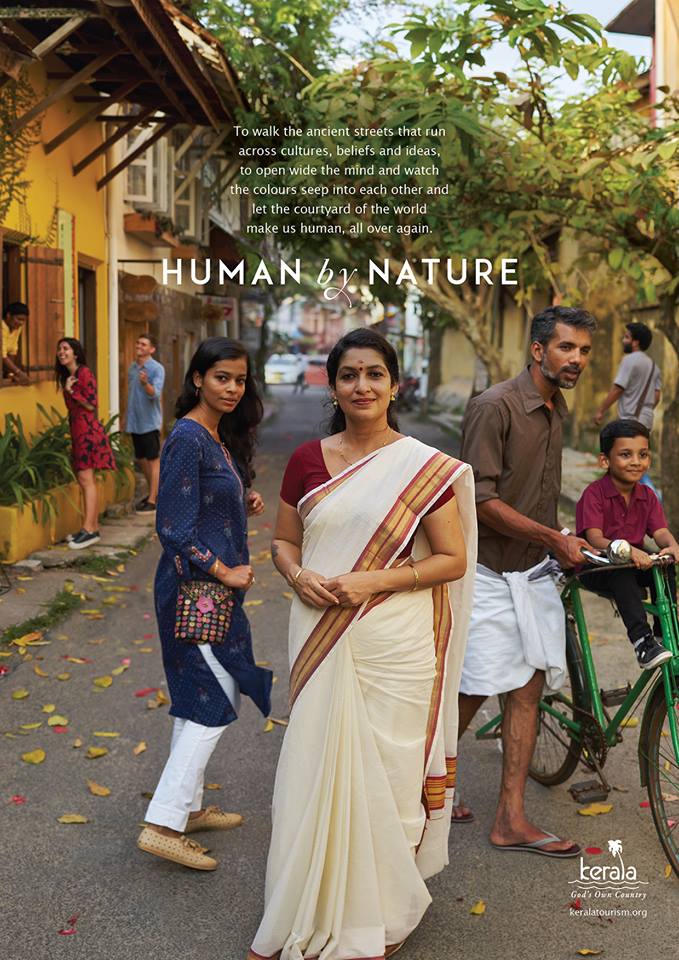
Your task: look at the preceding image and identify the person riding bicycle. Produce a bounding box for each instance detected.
[576,419,679,670]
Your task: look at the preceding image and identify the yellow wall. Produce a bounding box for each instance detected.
[1,62,110,433]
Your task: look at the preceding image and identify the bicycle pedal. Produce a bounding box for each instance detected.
[569,780,610,804]
[600,684,631,707]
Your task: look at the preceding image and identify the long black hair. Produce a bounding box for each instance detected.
[176,337,262,486]
[54,337,88,390]
[325,327,400,435]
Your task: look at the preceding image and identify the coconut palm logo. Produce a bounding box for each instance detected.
[608,839,624,870]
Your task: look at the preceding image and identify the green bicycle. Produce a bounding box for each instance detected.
[475,553,679,874]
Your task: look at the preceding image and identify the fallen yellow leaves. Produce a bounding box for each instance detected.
[93,731,119,738]
[57,814,89,824]
[87,780,111,797]
[470,900,486,916]
[56,673,71,681]
[42,704,56,713]
[133,741,147,756]
[72,738,83,748]
[244,599,264,607]
[665,864,673,879]
[86,746,108,759]
[93,676,113,689]
[619,717,639,728]
[11,689,29,700]
[20,722,42,730]
[578,803,613,817]
[22,748,46,764]
[576,951,603,957]
[282,592,293,600]
[47,715,69,727]
[146,689,169,710]
[33,665,49,678]
[269,717,289,727]
[205,783,221,790]
[111,665,128,676]
[263,719,274,732]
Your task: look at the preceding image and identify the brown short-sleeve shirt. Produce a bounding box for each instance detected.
[460,366,567,574]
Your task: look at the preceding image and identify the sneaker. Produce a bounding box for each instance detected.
[184,806,243,834]
[135,500,156,515]
[68,529,101,550]
[65,528,85,543]
[137,827,218,871]
[135,496,148,511]
[634,635,673,670]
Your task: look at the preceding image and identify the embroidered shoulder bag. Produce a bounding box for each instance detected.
[175,580,234,644]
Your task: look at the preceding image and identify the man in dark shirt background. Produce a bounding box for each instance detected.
[455,305,595,859]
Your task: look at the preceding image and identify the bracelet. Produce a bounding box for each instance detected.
[292,566,304,584]
[213,558,222,578]
[410,563,420,591]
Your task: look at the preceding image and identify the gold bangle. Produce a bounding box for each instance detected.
[292,566,304,583]
[410,564,420,591]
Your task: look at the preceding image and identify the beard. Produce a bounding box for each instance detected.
[539,356,582,390]
[623,342,633,354]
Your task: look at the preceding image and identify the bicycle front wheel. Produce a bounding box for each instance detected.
[529,620,584,786]
[640,684,679,877]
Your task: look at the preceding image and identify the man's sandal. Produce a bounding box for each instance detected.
[490,832,581,859]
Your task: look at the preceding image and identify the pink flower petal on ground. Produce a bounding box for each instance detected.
[134,687,159,698]
[58,915,79,935]
[640,801,650,808]
[143,614,151,620]
[121,657,131,665]
[10,795,26,805]
[143,633,153,639]
[0,665,10,677]
[52,726,69,733]
[585,847,602,855]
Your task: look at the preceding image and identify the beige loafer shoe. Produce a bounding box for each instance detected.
[185,805,244,833]
[137,826,218,870]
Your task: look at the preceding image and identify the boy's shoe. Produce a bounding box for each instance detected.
[135,500,156,515]
[68,529,101,550]
[137,827,217,871]
[135,496,148,511]
[65,528,85,543]
[634,635,673,670]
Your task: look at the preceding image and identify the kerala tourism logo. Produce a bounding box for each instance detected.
[569,840,649,893]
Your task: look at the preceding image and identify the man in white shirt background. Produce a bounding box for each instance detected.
[594,321,661,430]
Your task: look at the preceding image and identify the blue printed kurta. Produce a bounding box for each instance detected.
[154,418,272,726]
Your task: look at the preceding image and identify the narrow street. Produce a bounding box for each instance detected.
[1,387,674,960]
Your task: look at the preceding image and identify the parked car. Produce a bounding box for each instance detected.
[264,354,305,385]
[304,355,329,386]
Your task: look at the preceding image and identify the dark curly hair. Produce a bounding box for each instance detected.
[175,337,262,486]
[325,327,400,435]
[54,337,88,390]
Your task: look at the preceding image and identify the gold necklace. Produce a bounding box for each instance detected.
[338,428,394,466]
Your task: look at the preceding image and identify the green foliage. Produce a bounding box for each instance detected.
[1,587,81,644]
[0,406,133,516]
[0,75,41,223]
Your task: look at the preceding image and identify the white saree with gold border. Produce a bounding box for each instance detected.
[249,437,477,960]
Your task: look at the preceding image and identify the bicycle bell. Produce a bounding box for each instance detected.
[607,539,632,563]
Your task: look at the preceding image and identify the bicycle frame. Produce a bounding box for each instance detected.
[475,564,679,770]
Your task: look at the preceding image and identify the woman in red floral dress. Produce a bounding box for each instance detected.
[55,338,115,549]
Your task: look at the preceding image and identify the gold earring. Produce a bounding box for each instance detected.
[390,393,397,402]
[331,397,338,408]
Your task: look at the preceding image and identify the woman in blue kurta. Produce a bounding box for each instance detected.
[138,338,272,872]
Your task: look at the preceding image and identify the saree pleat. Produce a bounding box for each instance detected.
[249,438,476,960]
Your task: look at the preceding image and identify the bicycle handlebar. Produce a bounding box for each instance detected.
[579,549,676,570]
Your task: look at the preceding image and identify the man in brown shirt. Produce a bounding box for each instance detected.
[455,305,595,858]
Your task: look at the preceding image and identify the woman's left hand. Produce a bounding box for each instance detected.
[323,571,380,607]
[65,375,76,394]
[247,490,265,516]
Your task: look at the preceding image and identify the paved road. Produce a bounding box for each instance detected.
[1,387,673,960]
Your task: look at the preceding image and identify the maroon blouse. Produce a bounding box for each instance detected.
[281,439,454,515]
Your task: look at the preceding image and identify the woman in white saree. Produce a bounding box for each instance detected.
[249,329,476,960]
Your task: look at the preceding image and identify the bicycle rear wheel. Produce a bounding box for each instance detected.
[529,619,585,786]
[640,683,679,877]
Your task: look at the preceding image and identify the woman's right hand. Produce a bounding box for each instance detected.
[221,564,255,590]
[293,568,340,609]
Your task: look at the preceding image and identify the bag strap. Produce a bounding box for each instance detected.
[633,361,656,420]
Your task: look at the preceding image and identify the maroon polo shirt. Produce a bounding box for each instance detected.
[576,473,668,548]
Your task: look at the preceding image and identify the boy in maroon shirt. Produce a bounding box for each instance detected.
[576,419,679,669]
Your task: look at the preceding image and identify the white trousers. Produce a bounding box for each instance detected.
[144,644,240,832]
